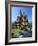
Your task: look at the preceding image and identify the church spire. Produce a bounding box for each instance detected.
[20,9,23,17]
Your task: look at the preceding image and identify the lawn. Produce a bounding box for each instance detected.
[11,28,22,37]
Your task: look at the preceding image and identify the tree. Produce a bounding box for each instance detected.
[28,22,32,31]
[30,22,32,31]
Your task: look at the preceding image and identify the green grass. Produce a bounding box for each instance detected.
[11,28,22,37]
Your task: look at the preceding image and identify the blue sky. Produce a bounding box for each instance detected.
[11,6,32,23]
